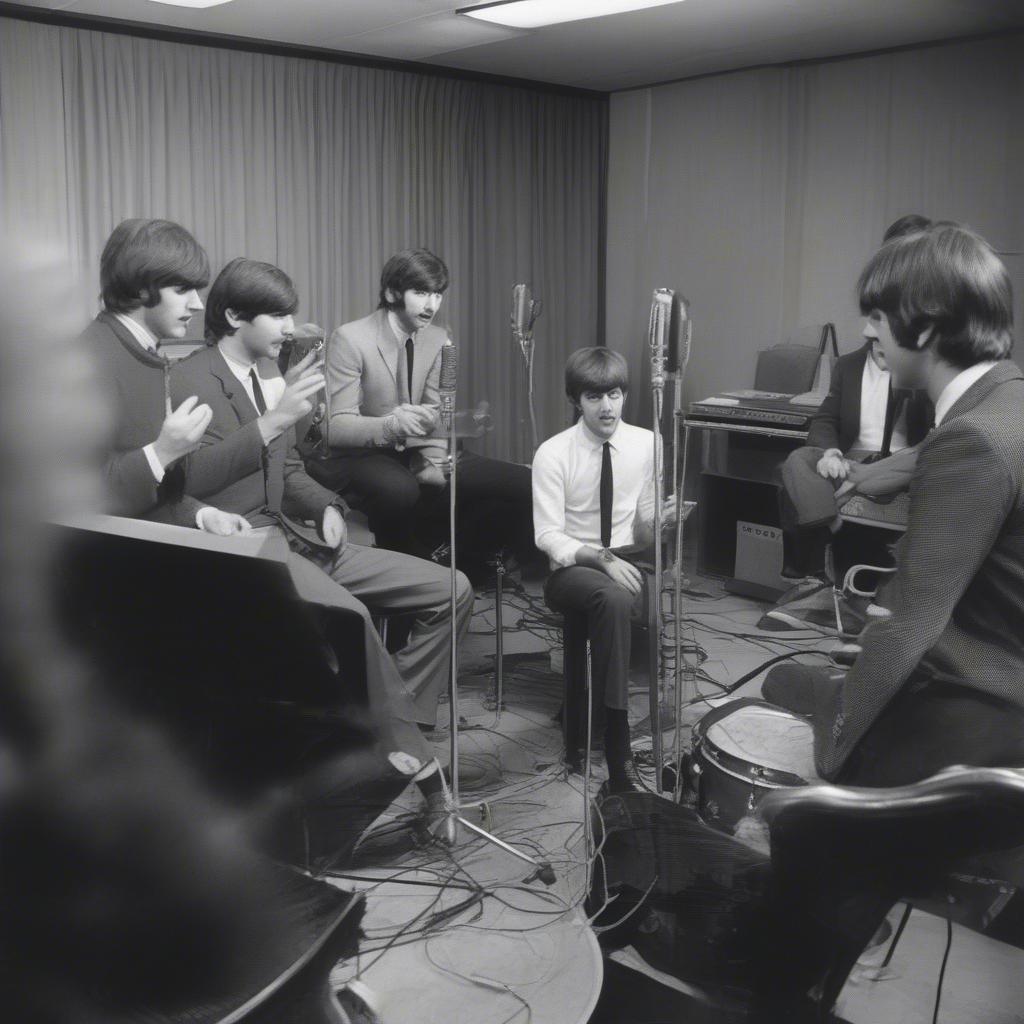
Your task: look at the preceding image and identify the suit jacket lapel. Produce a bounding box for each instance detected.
[209,346,259,426]
[840,343,870,452]
[374,310,399,386]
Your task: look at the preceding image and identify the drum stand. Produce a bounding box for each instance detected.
[437,423,555,885]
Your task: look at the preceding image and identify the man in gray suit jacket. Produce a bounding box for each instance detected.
[171,258,475,823]
[310,249,536,581]
[764,222,1024,785]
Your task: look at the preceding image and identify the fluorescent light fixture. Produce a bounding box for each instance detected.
[459,0,684,29]
[145,0,234,8]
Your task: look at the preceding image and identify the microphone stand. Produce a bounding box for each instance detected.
[671,314,692,802]
[511,289,542,455]
[647,290,672,794]
[438,358,554,884]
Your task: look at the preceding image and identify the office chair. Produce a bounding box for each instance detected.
[756,766,1024,1020]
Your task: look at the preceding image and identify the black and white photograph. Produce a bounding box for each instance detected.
[2,1,1024,1021]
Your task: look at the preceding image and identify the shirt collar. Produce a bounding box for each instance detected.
[219,343,257,384]
[862,351,888,382]
[578,418,621,450]
[113,312,160,353]
[934,361,998,426]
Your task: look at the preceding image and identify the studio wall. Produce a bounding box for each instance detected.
[0,15,607,462]
[606,33,1024,424]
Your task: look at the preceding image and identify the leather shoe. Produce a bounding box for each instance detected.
[415,791,455,847]
[602,757,644,797]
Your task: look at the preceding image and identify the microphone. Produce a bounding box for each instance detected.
[649,288,673,395]
[292,322,324,341]
[672,296,691,409]
[439,339,458,433]
[675,299,692,376]
[512,283,531,339]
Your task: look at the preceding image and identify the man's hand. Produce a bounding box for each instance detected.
[841,450,918,500]
[259,364,325,439]
[661,494,678,525]
[391,403,437,438]
[321,504,347,550]
[197,507,252,536]
[152,395,213,468]
[816,448,850,481]
[413,461,446,488]
[603,554,643,597]
[283,347,323,386]
[834,479,857,506]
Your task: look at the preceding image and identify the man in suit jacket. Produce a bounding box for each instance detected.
[84,218,253,536]
[777,217,935,581]
[312,248,536,581]
[171,258,474,815]
[764,222,1024,784]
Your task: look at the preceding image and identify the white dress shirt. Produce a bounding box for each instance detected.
[854,351,907,452]
[113,312,168,482]
[934,361,999,426]
[532,418,657,569]
[219,347,287,412]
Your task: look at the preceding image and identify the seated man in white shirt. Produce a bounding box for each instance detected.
[532,348,670,794]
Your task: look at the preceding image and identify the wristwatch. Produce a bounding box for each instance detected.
[598,547,615,563]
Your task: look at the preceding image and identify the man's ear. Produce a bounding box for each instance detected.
[224,308,243,330]
[385,288,400,308]
[916,324,935,350]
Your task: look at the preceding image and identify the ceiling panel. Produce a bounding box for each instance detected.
[6,0,1024,91]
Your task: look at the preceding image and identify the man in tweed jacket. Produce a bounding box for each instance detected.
[765,222,1024,784]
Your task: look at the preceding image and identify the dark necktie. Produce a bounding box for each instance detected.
[600,441,613,548]
[249,367,267,415]
[405,337,414,402]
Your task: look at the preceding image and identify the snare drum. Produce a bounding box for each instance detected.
[689,699,819,834]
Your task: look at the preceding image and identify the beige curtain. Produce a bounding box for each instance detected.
[0,16,606,462]
[607,33,1024,424]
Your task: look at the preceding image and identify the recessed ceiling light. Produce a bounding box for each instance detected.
[458,0,684,30]
[145,0,234,8]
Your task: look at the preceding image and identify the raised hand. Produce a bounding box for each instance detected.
[283,346,323,386]
[152,395,213,467]
[260,365,325,435]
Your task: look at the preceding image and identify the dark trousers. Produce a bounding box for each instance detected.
[308,448,536,569]
[544,566,642,713]
[777,447,895,579]
[762,665,1024,786]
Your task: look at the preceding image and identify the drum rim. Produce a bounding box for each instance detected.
[696,742,808,789]
[693,699,812,790]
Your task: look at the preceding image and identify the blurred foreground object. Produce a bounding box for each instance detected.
[0,237,308,1021]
